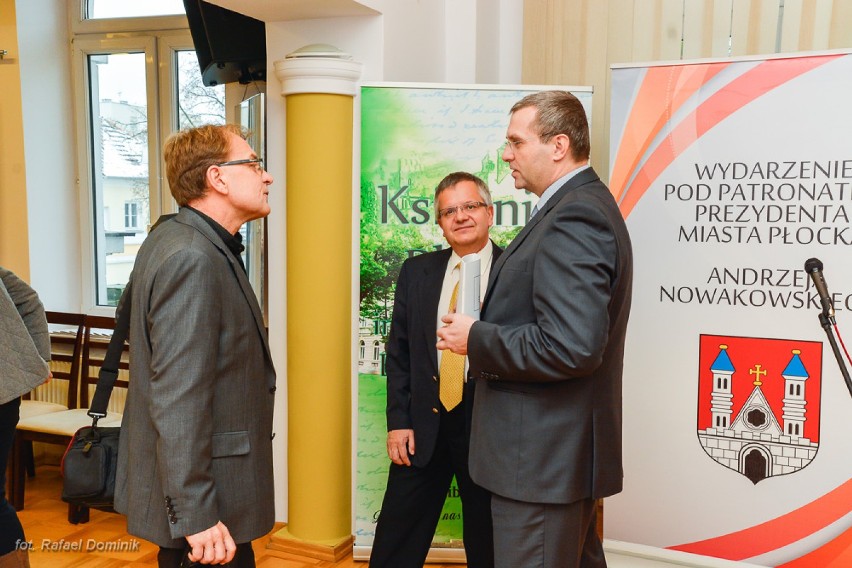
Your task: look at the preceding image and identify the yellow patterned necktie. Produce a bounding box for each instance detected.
[439,277,465,411]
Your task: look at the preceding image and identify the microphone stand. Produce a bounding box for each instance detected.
[817,312,852,398]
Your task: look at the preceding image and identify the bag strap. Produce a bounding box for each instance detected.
[87,283,130,422]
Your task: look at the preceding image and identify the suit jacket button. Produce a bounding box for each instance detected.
[432,375,437,382]
[270,432,276,440]
[269,386,277,394]
[432,407,439,414]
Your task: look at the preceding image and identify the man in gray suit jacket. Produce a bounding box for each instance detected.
[438,91,633,567]
[115,124,276,567]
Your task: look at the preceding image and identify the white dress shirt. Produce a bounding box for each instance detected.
[436,240,494,368]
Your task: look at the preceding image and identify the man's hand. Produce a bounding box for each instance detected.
[186,521,236,564]
[387,429,415,466]
[436,313,475,355]
[43,370,52,385]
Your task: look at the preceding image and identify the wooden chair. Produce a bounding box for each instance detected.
[11,314,128,522]
[7,312,85,504]
[20,312,85,420]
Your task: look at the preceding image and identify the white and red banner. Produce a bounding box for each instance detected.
[608,52,852,566]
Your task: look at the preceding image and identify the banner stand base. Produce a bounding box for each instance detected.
[267,526,353,562]
[353,544,467,563]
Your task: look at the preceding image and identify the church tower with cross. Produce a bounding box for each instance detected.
[697,344,819,484]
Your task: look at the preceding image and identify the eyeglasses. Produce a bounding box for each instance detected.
[504,138,526,150]
[437,201,487,219]
[215,158,265,173]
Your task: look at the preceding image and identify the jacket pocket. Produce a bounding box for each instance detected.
[488,382,532,394]
[211,431,250,458]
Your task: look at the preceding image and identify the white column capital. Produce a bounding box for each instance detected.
[274,44,363,97]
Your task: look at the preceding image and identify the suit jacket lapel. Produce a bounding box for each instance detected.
[483,167,601,309]
[175,209,272,360]
[415,248,451,374]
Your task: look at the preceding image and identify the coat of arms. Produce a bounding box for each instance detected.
[697,335,822,484]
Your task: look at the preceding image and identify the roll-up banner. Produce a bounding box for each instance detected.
[609,52,852,566]
[355,83,592,562]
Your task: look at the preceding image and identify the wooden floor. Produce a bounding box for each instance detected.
[15,465,466,567]
[13,465,465,568]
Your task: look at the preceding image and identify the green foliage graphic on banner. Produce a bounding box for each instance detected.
[356,84,593,553]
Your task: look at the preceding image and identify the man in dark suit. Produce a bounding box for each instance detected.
[115,124,276,567]
[438,91,633,567]
[370,172,498,568]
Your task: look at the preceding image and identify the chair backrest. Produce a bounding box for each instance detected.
[80,314,130,413]
[28,311,86,409]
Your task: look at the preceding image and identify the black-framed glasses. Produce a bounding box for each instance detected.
[438,201,487,219]
[215,158,265,173]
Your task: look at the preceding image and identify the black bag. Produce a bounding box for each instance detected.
[60,283,131,512]
[59,216,170,514]
[61,425,121,511]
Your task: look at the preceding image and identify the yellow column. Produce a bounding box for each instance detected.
[269,46,362,562]
[0,0,31,277]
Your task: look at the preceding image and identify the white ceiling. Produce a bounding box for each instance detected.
[204,0,379,22]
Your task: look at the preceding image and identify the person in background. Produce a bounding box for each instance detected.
[0,267,51,568]
[115,124,276,567]
[437,91,634,568]
[370,172,499,568]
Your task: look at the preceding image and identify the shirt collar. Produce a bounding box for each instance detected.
[448,239,493,270]
[183,206,246,271]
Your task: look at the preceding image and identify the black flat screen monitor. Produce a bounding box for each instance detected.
[183,0,266,86]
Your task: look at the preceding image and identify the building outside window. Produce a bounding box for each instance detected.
[72,1,228,308]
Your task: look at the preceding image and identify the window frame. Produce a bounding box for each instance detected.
[73,19,206,310]
[72,34,162,314]
[124,201,141,229]
[70,1,187,35]
[70,2,265,314]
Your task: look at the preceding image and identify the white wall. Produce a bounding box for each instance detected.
[477,0,523,84]
[17,0,81,312]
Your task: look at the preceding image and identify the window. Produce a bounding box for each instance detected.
[75,34,226,307]
[85,0,185,19]
[72,7,230,309]
[72,2,266,312]
[124,202,141,229]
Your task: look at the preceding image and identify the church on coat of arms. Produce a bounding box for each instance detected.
[697,343,819,484]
